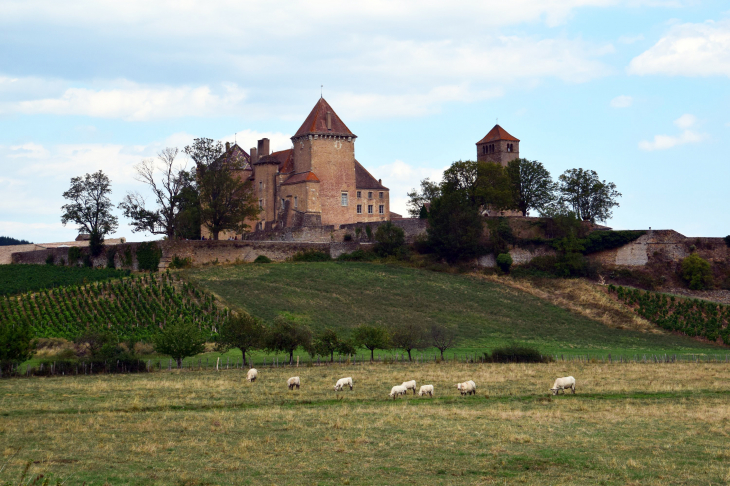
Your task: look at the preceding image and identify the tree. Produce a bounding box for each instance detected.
[373,221,406,257]
[442,160,479,206]
[118,148,189,239]
[313,328,341,363]
[217,312,265,365]
[390,322,426,361]
[353,324,389,362]
[681,254,713,290]
[430,323,456,360]
[474,161,514,211]
[557,168,621,223]
[264,317,312,364]
[185,138,259,240]
[0,321,34,374]
[406,178,441,218]
[152,320,206,368]
[426,191,484,263]
[506,159,556,216]
[61,170,118,256]
[175,168,202,240]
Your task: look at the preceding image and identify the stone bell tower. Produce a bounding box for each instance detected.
[476,124,519,167]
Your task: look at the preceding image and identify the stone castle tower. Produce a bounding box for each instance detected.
[476,124,519,167]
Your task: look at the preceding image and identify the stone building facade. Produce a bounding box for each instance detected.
[202,98,390,239]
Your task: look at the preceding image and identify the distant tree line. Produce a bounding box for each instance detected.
[0,236,32,246]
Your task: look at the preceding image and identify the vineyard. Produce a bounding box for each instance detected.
[0,271,229,341]
[608,285,730,344]
[0,264,130,297]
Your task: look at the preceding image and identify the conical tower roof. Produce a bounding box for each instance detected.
[477,124,519,144]
[292,98,356,139]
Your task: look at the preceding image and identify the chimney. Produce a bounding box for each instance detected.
[250,147,258,163]
[225,142,230,152]
[326,111,332,130]
[258,138,270,157]
[378,179,382,184]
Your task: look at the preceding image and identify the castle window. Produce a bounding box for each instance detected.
[379,205,384,214]
[357,191,361,198]
[259,199,263,209]
[281,198,285,208]
[259,181,263,193]
[357,204,362,214]
[294,196,298,209]
[368,205,373,214]
[368,191,373,199]
[379,192,384,199]
[341,192,349,206]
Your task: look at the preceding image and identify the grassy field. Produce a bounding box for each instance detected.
[1,362,729,485]
[183,262,724,356]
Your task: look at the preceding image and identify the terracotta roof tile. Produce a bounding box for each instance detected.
[281,171,320,186]
[272,149,294,173]
[355,160,387,190]
[293,98,355,138]
[477,124,520,144]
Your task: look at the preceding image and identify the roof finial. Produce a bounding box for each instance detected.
[321,85,323,98]
[496,117,498,125]
[234,132,237,144]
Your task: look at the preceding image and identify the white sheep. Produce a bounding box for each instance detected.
[389,385,408,399]
[287,376,300,390]
[401,380,417,395]
[246,368,258,382]
[418,385,434,397]
[457,381,476,396]
[334,377,353,391]
[550,376,576,395]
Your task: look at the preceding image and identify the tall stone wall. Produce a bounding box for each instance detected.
[11,242,145,271]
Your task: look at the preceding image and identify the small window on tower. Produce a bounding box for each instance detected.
[357,204,362,214]
[341,192,349,206]
[294,196,298,209]
[259,181,263,192]
[379,192,384,199]
[259,199,263,209]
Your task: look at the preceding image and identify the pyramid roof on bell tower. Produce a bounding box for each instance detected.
[477,124,520,144]
[293,97,356,139]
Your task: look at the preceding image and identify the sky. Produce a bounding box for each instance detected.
[1,0,729,243]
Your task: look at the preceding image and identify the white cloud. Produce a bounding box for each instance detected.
[222,130,293,154]
[673,113,696,128]
[639,130,706,151]
[628,20,730,77]
[3,82,247,121]
[610,95,633,108]
[368,160,447,216]
[618,34,645,44]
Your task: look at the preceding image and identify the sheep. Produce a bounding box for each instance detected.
[418,385,434,397]
[334,377,353,391]
[457,381,476,396]
[389,385,408,399]
[401,380,417,395]
[550,376,576,395]
[246,368,258,382]
[287,376,300,390]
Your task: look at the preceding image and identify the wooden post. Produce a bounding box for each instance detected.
[297,356,299,368]
[216,357,220,371]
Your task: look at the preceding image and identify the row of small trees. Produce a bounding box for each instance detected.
[154,313,458,368]
[59,138,260,256]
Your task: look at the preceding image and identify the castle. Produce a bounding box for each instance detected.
[476,124,520,167]
[202,97,391,239]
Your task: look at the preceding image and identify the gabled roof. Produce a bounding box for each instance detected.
[477,124,519,144]
[355,160,388,190]
[281,171,320,186]
[216,143,251,170]
[272,149,294,174]
[293,98,356,139]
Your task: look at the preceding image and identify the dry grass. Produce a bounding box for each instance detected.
[478,274,657,333]
[1,362,729,485]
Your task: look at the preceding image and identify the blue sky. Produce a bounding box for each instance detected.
[1,0,729,242]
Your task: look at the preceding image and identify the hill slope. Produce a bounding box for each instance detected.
[184,262,722,355]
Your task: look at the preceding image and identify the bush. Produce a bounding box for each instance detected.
[45,253,55,265]
[68,246,82,265]
[496,253,513,273]
[373,221,406,257]
[136,241,162,272]
[291,250,331,262]
[680,254,713,290]
[0,320,35,372]
[486,344,551,363]
[336,249,378,262]
[253,255,272,264]
[169,255,193,268]
[581,230,646,254]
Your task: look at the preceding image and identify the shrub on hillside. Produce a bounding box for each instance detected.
[485,344,551,363]
[0,320,35,373]
[680,254,713,290]
[169,255,193,268]
[253,255,272,264]
[136,241,162,271]
[496,253,513,273]
[336,249,378,262]
[291,250,331,262]
[373,221,406,257]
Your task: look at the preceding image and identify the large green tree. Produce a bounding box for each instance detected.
[558,168,621,223]
[506,158,556,216]
[406,178,441,218]
[373,221,406,257]
[353,324,389,362]
[430,323,457,360]
[426,191,484,263]
[0,321,34,374]
[217,312,265,365]
[390,321,426,361]
[61,170,118,256]
[475,161,514,212]
[264,317,312,364]
[152,320,206,368]
[185,138,259,240]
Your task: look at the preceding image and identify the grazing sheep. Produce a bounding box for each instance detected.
[287,376,300,390]
[457,381,476,396]
[550,376,576,395]
[389,385,408,399]
[246,368,258,382]
[418,385,434,397]
[401,380,417,395]
[334,377,353,391]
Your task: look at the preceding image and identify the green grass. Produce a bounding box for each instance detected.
[183,262,723,357]
[1,362,729,485]
[0,264,129,296]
